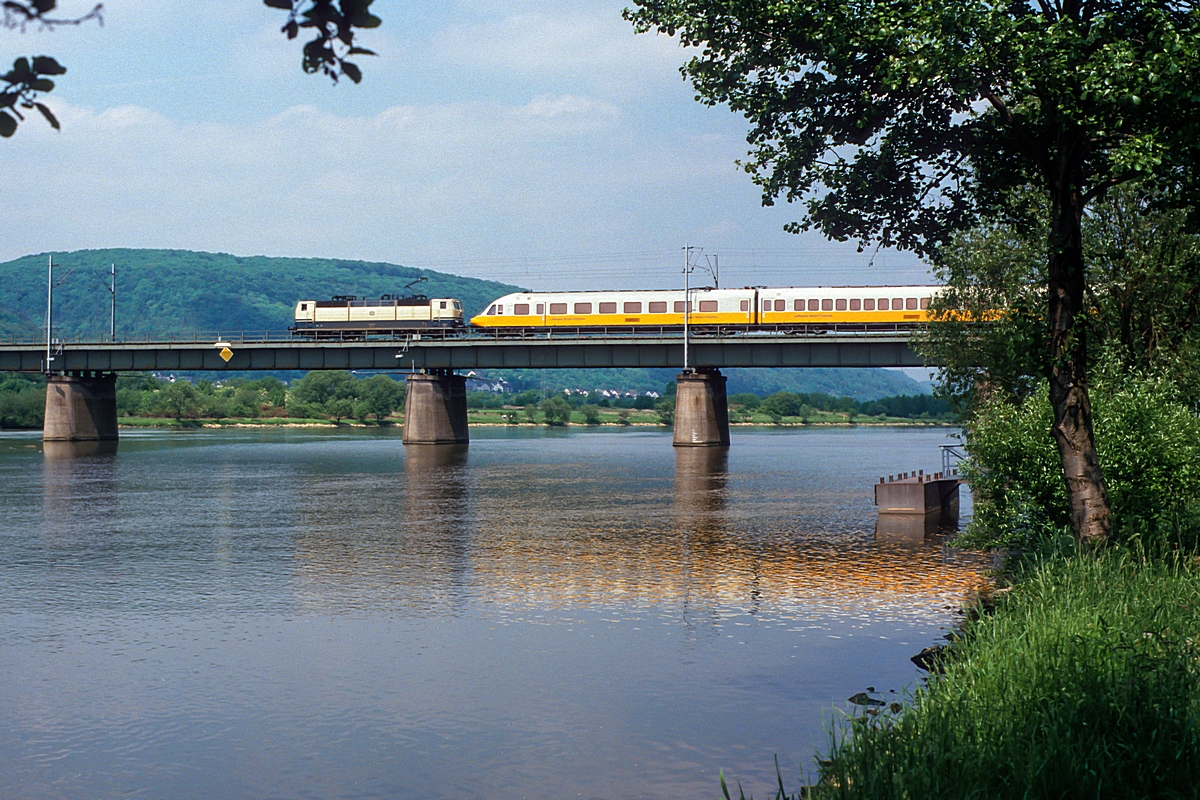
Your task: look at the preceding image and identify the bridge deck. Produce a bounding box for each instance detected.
[0,328,926,372]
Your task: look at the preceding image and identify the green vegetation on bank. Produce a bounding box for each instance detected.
[808,548,1200,799]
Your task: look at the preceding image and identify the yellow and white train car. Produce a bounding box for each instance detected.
[472,286,943,329]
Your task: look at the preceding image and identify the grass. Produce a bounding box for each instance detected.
[806,547,1200,799]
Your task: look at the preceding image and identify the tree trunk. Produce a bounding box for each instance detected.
[1047,184,1112,544]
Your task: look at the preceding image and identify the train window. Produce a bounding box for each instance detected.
[536,303,545,314]
[920,297,930,309]
[740,300,749,312]
[893,297,904,310]
[574,302,592,314]
[549,303,567,314]
[454,301,461,310]
[300,303,307,311]
[808,299,819,311]
[674,301,693,313]
[514,304,530,315]
[497,305,504,314]
[822,299,833,311]
[774,299,786,312]
[793,299,803,311]
[836,299,847,311]
[440,301,447,309]
[649,302,667,313]
[763,300,771,312]
[599,302,617,314]
[487,305,497,315]
[699,300,718,312]
[850,299,861,311]
[624,302,642,313]
[906,297,918,310]
[877,298,889,310]
[864,298,875,310]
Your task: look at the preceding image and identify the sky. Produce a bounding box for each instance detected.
[1,0,932,291]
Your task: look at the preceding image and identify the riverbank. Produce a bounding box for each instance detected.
[107,409,955,429]
[803,547,1200,799]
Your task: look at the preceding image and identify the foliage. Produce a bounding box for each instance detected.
[654,397,674,426]
[2,1,379,138]
[626,1,1200,256]
[921,185,1200,408]
[539,396,571,426]
[0,248,517,337]
[0,372,43,428]
[962,362,1200,549]
[812,550,1200,799]
[580,404,601,425]
[264,0,379,84]
[353,373,403,421]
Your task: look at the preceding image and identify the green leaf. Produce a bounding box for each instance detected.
[341,61,362,84]
[0,111,16,138]
[31,56,66,76]
[34,102,59,130]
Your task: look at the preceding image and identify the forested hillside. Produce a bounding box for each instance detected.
[0,249,519,337]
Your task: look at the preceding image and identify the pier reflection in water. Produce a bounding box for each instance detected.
[0,427,987,800]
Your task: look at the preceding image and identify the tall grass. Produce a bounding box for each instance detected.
[813,549,1200,799]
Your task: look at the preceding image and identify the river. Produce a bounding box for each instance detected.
[0,426,987,799]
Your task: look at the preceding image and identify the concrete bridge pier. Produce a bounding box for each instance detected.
[43,372,119,442]
[673,368,730,447]
[403,370,469,445]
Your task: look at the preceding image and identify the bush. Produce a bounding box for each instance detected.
[655,397,674,426]
[581,404,601,425]
[0,376,44,428]
[964,363,1200,549]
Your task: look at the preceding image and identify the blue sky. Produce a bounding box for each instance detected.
[1,0,930,291]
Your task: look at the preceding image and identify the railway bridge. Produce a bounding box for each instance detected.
[0,326,926,448]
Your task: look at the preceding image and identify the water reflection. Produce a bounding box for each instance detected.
[42,439,120,531]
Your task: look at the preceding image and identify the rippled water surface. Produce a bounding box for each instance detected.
[0,426,986,799]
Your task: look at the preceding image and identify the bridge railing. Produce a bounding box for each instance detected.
[0,322,924,347]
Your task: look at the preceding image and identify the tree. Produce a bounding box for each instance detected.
[3,0,380,138]
[539,396,572,426]
[654,397,675,426]
[626,0,1200,544]
[355,374,403,422]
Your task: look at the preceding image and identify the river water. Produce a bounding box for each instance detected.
[0,426,986,799]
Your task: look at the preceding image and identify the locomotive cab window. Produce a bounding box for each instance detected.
[699,300,718,312]
[514,304,530,315]
[300,303,307,310]
[487,305,496,315]
[550,303,567,314]
[496,305,503,314]
[440,301,447,309]
[454,301,461,310]
[599,302,617,314]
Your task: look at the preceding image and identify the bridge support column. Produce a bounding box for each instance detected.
[673,368,730,447]
[43,372,119,442]
[403,371,469,445]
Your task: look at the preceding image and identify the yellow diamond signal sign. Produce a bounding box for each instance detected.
[219,346,233,363]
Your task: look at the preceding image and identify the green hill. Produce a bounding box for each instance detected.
[0,249,519,337]
[0,248,929,398]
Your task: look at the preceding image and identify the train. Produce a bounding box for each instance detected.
[292,285,942,337]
